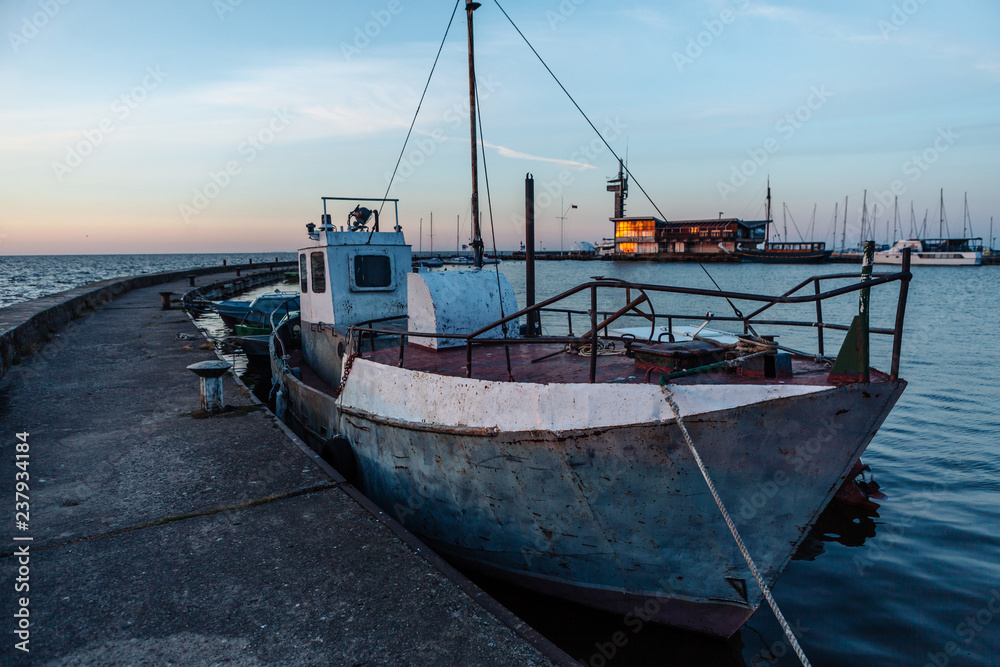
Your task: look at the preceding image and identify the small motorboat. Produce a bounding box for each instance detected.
[214,291,299,327]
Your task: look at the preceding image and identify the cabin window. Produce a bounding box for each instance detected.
[299,254,308,293]
[310,252,326,293]
[352,255,392,289]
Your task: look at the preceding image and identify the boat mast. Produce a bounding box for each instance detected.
[765,178,771,248]
[782,203,788,243]
[939,188,944,238]
[832,201,838,250]
[466,1,484,269]
[841,196,848,254]
[963,192,969,237]
[893,196,899,243]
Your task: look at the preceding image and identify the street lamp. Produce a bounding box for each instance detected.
[558,197,578,254]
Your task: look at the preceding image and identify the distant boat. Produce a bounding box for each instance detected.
[444,255,499,265]
[735,241,832,263]
[734,187,832,263]
[874,238,982,266]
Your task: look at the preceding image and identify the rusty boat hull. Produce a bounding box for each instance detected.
[276,352,905,637]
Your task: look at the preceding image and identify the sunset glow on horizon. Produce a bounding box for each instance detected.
[2,0,999,255]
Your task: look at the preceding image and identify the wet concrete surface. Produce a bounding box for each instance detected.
[0,272,561,665]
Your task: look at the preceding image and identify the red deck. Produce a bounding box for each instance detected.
[353,340,889,387]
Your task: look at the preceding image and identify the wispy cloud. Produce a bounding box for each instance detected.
[483,142,595,169]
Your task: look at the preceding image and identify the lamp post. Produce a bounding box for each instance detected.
[558,197,577,255]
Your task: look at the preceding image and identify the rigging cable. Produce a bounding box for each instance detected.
[494,0,754,338]
[369,0,463,243]
[474,74,515,381]
[493,0,670,223]
[659,384,812,667]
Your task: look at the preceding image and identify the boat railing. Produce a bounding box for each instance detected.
[348,246,912,384]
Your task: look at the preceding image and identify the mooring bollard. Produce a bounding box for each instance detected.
[235,269,241,277]
[186,360,232,413]
[188,275,196,286]
[158,292,173,310]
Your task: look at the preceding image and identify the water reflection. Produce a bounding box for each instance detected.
[793,501,880,561]
[464,569,748,667]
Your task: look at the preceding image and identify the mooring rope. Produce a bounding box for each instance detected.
[658,384,812,667]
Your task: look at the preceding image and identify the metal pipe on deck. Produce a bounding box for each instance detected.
[890,247,912,380]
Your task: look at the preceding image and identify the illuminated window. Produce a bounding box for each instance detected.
[615,220,656,238]
[619,242,637,253]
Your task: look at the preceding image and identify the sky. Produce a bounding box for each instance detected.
[1,0,998,254]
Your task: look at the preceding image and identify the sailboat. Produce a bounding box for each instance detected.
[734,184,832,263]
[875,191,983,266]
[269,3,913,638]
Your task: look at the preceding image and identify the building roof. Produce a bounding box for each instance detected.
[611,217,770,229]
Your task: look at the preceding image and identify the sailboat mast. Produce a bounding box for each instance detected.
[782,203,788,242]
[466,1,483,268]
[939,188,944,238]
[832,201,838,250]
[764,179,771,248]
[893,196,899,243]
[842,196,848,254]
[963,192,968,237]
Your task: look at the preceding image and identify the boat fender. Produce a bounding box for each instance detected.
[274,388,287,422]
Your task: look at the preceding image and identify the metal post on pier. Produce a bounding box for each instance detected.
[186,361,232,413]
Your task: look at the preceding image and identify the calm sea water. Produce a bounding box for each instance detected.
[487,260,1000,667]
[3,255,998,665]
[0,253,296,309]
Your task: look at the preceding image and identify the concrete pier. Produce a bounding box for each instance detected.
[0,270,567,665]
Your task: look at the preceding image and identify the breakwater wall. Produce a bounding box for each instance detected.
[0,261,294,380]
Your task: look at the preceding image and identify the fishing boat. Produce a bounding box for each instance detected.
[214,291,299,327]
[268,3,913,639]
[734,185,832,263]
[874,238,983,266]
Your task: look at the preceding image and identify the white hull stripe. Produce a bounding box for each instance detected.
[340,359,830,432]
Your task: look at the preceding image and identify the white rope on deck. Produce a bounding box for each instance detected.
[659,384,812,667]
